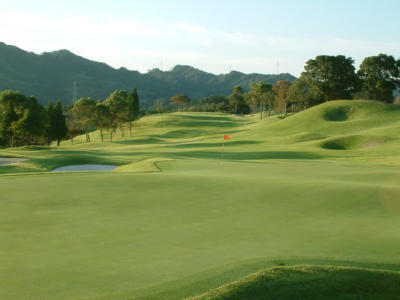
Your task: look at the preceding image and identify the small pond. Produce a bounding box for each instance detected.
[52,164,118,172]
[0,157,28,165]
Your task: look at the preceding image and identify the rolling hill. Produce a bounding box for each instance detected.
[0,42,296,105]
[191,265,400,300]
[1,100,400,299]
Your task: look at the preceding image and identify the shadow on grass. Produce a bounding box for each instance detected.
[174,151,323,160]
[0,150,323,174]
[154,119,245,128]
[150,128,249,140]
[10,145,52,151]
[177,114,250,122]
[0,165,38,174]
[94,150,323,160]
[115,137,169,145]
[159,129,211,139]
[165,140,262,148]
[9,154,128,173]
[62,148,324,160]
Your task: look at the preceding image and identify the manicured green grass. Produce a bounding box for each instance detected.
[1,101,400,299]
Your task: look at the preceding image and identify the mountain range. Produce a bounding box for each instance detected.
[0,42,296,105]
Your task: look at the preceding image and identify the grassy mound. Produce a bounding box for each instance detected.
[191,265,400,300]
[1,101,400,299]
[261,100,400,137]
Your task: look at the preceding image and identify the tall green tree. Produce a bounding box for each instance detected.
[72,97,96,142]
[0,102,18,147]
[358,54,400,103]
[64,104,81,145]
[0,91,47,146]
[0,90,28,110]
[273,80,292,114]
[106,90,129,137]
[287,78,319,110]
[199,95,229,112]
[170,94,191,111]
[14,97,47,145]
[249,82,276,119]
[301,55,359,102]
[229,86,245,114]
[244,91,259,113]
[95,103,112,142]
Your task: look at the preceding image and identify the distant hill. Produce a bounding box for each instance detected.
[0,42,296,105]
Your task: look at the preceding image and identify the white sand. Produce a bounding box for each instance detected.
[0,157,28,165]
[52,164,118,172]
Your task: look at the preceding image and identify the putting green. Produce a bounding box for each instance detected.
[1,100,400,299]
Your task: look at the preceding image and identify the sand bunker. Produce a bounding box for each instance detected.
[364,140,384,147]
[52,164,118,172]
[0,157,28,165]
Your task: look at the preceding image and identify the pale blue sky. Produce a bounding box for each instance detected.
[1,0,399,76]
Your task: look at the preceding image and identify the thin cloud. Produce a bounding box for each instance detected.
[0,11,398,76]
[175,22,208,34]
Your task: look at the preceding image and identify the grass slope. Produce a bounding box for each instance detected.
[191,265,400,300]
[1,100,400,299]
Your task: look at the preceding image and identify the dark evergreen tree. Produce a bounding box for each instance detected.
[127,88,140,136]
[53,101,68,146]
[132,88,139,117]
[45,101,55,145]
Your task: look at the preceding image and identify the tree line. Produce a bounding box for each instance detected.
[0,88,140,147]
[1,53,399,147]
[170,53,400,116]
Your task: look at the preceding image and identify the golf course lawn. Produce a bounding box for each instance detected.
[1,100,400,299]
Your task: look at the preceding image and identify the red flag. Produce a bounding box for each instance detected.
[224,134,230,140]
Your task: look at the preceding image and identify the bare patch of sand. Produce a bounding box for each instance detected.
[52,164,118,172]
[364,140,385,147]
[0,157,28,165]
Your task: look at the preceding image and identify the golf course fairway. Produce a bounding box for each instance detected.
[1,100,400,299]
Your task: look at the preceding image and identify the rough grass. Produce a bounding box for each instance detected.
[190,265,400,300]
[1,101,400,299]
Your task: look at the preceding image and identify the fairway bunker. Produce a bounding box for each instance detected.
[0,157,28,165]
[52,164,118,172]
